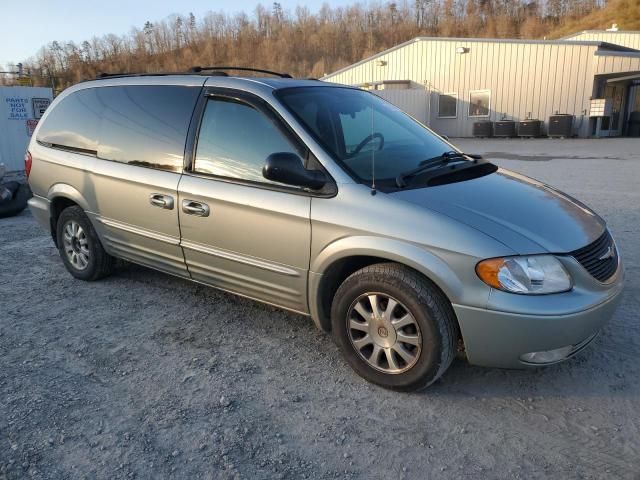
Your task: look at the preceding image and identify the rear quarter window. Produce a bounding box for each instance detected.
[37,88,102,153]
[37,85,200,172]
[96,85,200,172]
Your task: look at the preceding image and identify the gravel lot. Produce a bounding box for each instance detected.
[1,139,639,479]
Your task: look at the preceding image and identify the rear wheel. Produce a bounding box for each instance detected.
[331,263,456,391]
[56,206,114,281]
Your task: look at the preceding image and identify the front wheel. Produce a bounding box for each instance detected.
[331,263,457,391]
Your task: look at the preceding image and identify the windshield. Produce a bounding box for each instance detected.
[276,86,457,186]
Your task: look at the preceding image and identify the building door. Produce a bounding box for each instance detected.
[626,83,640,137]
[602,84,625,136]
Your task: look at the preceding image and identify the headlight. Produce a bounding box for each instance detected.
[476,255,572,294]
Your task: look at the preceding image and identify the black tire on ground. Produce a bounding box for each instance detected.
[331,263,457,391]
[0,183,31,219]
[56,205,115,281]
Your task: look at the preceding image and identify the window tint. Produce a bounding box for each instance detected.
[37,88,102,153]
[97,86,199,172]
[194,97,300,185]
[278,87,450,183]
[438,93,457,118]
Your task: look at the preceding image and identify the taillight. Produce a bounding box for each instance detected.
[25,151,32,178]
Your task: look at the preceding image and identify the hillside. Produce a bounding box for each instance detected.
[548,0,640,38]
[2,0,637,91]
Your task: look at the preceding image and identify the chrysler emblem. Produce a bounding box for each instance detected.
[598,246,615,261]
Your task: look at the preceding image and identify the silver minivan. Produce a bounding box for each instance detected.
[27,69,624,391]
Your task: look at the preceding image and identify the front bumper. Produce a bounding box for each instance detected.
[453,280,623,369]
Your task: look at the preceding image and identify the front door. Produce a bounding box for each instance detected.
[178,90,312,313]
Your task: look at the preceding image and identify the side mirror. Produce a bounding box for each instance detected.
[263,152,327,190]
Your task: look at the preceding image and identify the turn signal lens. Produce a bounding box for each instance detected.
[476,255,572,294]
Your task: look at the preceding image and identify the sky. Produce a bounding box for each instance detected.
[0,0,355,67]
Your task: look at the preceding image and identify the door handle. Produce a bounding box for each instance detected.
[182,199,210,217]
[149,193,174,210]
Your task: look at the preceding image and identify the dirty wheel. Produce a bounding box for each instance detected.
[331,263,457,391]
[56,206,114,281]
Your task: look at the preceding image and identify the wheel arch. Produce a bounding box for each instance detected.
[308,236,465,332]
[47,184,92,246]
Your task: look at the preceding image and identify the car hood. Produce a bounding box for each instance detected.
[391,168,605,254]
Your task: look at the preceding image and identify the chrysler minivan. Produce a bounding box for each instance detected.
[27,68,623,391]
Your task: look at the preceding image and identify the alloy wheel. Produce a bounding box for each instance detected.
[62,220,90,271]
[347,293,422,374]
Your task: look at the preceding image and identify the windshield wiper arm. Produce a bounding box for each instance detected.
[395,151,476,188]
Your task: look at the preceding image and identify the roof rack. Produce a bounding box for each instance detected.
[95,72,182,80]
[93,66,293,81]
[189,66,292,78]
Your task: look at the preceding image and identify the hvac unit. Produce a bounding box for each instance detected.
[494,121,516,137]
[472,121,492,137]
[517,120,542,137]
[548,114,574,138]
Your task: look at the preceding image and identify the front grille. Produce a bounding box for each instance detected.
[569,230,618,282]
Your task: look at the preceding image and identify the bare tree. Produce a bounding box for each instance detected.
[21,0,606,89]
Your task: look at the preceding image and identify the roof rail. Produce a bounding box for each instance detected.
[94,72,183,80]
[91,67,292,82]
[189,66,292,78]
[92,67,291,81]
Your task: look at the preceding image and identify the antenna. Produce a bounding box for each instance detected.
[370,94,377,195]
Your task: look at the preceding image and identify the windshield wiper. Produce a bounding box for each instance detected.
[395,151,480,188]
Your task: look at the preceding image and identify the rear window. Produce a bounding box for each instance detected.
[37,88,102,153]
[37,85,200,172]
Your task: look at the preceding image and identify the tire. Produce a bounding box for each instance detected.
[0,183,31,219]
[56,205,115,281]
[331,263,457,391]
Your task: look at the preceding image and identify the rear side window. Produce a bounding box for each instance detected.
[97,86,199,172]
[37,88,102,153]
[194,97,301,185]
[38,85,200,172]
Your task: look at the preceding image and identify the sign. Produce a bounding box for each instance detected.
[17,77,32,86]
[32,98,51,119]
[26,119,39,137]
[5,97,29,120]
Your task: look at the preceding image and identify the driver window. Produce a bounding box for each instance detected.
[194,97,302,186]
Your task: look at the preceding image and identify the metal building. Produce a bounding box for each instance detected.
[562,28,640,50]
[322,32,640,138]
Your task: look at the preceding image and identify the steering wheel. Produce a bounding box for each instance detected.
[351,132,385,156]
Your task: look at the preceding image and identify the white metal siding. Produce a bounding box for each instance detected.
[563,31,640,50]
[324,38,640,138]
[325,39,601,137]
[594,52,640,75]
[373,89,430,125]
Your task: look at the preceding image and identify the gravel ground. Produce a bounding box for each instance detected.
[1,139,639,479]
